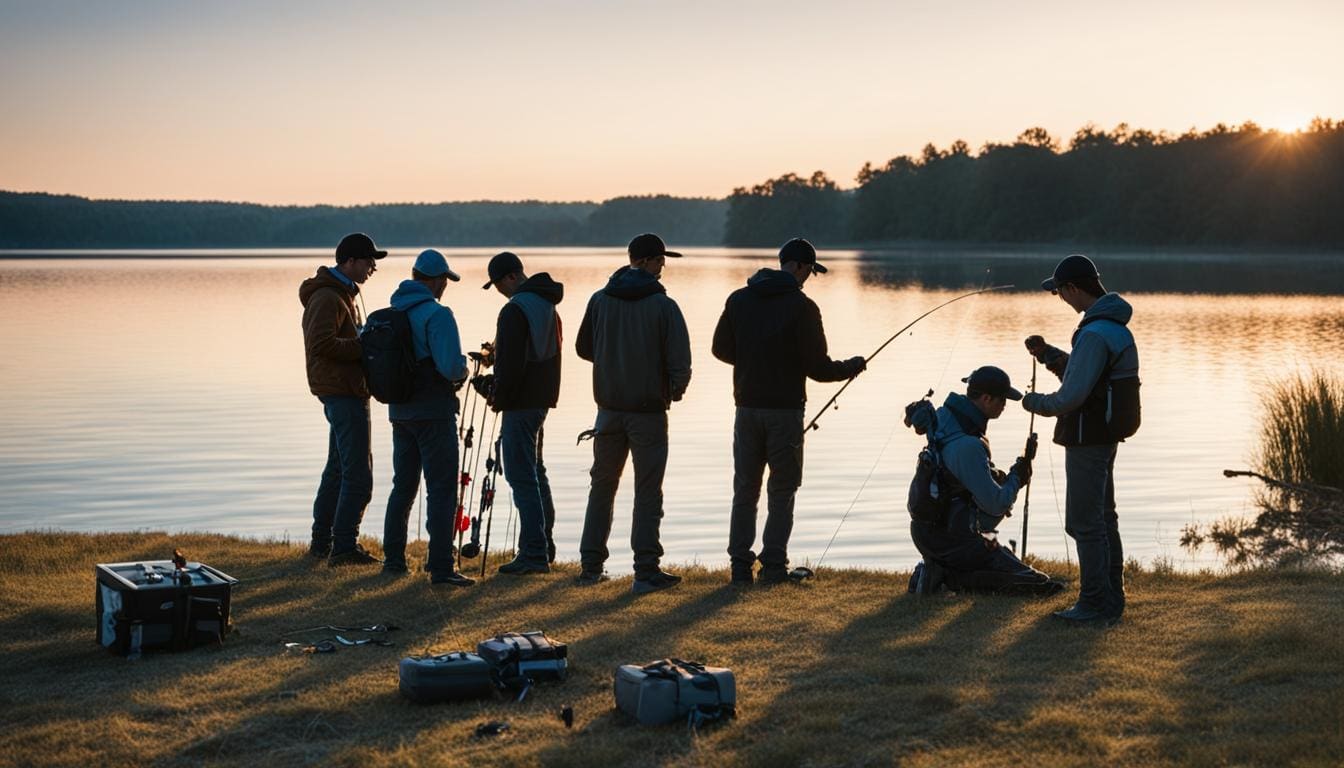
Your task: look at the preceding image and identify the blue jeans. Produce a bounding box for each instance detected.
[500,408,555,564]
[312,396,372,553]
[384,417,458,575]
[1065,443,1124,616]
[728,407,804,572]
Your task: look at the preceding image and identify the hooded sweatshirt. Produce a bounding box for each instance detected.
[387,279,468,422]
[711,268,856,409]
[575,266,692,412]
[299,265,367,398]
[933,392,1023,527]
[493,272,564,410]
[1022,292,1140,445]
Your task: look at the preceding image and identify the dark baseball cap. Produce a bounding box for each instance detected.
[1041,254,1100,292]
[335,232,387,264]
[779,238,828,274]
[628,233,682,261]
[482,251,524,290]
[962,366,1023,401]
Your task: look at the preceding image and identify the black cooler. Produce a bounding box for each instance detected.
[95,560,238,656]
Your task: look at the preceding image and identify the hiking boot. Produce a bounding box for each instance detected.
[381,561,410,576]
[497,557,550,576]
[731,565,754,585]
[307,540,331,559]
[916,561,946,595]
[431,571,476,588]
[758,566,790,585]
[1052,603,1119,626]
[575,569,611,586]
[632,570,682,595]
[328,544,382,567]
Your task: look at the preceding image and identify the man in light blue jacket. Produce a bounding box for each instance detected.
[1023,254,1141,625]
[382,249,472,586]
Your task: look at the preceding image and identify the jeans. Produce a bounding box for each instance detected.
[910,515,1052,593]
[1065,443,1125,615]
[383,417,459,575]
[579,409,669,577]
[500,408,555,564]
[728,407,804,572]
[312,396,372,553]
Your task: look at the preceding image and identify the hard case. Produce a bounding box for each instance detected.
[398,652,497,703]
[476,631,568,685]
[614,658,737,725]
[94,560,237,656]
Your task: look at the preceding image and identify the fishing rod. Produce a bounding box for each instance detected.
[805,284,1015,433]
[472,428,504,576]
[460,410,500,564]
[1019,358,1039,558]
[454,343,495,552]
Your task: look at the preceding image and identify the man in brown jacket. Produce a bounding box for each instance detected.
[299,232,385,566]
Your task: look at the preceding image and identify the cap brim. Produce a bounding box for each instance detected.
[372,250,388,260]
[1004,387,1024,401]
[812,262,828,275]
[1040,277,1057,291]
[663,250,683,258]
[481,279,495,290]
[444,268,461,282]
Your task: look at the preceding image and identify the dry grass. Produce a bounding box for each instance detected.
[1,532,1342,768]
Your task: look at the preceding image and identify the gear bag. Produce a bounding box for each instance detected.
[399,652,497,703]
[95,559,236,657]
[614,658,736,727]
[361,301,435,405]
[476,631,568,688]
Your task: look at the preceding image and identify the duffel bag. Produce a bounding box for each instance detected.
[399,652,496,703]
[614,658,736,726]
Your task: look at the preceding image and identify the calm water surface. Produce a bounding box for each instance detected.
[3,247,1342,573]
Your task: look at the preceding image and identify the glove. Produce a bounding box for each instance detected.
[1024,335,1048,357]
[470,373,496,401]
[990,467,1008,485]
[844,356,867,377]
[1010,455,1033,485]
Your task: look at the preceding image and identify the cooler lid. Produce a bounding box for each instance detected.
[96,560,238,590]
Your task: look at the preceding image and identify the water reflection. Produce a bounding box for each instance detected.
[1,248,1341,573]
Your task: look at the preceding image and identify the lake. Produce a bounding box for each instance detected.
[3,247,1342,574]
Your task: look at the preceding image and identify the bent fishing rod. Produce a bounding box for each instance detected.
[804,284,1015,432]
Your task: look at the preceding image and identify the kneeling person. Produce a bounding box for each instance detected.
[906,367,1061,596]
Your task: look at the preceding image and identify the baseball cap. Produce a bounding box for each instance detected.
[482,251,525,290]
[413,249,460,282]
[962,366,1023,401]
[1041,254,1100,292]
[335,232,387,264]
[628,233,683,261]
[778,238,828,274]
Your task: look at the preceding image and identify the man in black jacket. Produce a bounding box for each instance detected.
[575,233,693,594]
[482,251,564,575]
[711,238,866,584]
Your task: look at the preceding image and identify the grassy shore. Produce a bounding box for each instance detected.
[1,532,1341,768]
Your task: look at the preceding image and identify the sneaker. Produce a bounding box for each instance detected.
[497,557,550,576]
[731,566,754,585]
[431,571,476,588]
[381,561,409,576]
[328,544,382,567]
[307,541,331,559]
[632,570,682,595]
[758,566,790,585]
[1052,603,1119,626]
[575,569,611,586]
[914,561,946,595]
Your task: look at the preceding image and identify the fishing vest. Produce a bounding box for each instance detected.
[1055,317,1141,447]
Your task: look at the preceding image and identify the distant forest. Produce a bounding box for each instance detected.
[0,194,727,249]
[727,119,1344,249]
[2,119,1341,250]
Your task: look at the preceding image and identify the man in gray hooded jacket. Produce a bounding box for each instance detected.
[381,249,472,586]
[1022,254,1141,625]
[575,234,693,594]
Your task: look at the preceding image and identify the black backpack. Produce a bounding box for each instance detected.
[361,303,429,404]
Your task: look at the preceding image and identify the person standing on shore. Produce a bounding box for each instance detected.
[299,232,385,567]
[1022,254,1141,625]
[481,252,564,575]
[381,249,474,586]
[711,238,867,585]
[574,234,693,594]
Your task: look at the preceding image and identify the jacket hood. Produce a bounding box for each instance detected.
[1082,292,1132,326]
[603,266,666,301]
[746,268,801,297]
[516,272,564,305]
[299,265,357,306]
[390,279,439,312]
[939,392,988,438]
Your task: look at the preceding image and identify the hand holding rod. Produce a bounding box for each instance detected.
[805,285,1014,432]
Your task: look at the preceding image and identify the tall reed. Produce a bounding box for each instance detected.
[1255,370,1344,492]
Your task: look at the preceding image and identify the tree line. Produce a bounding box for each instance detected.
[727,119,1344,249]
[0,193,726,249]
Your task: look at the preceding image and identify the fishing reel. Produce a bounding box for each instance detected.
[902,389,937,435]
[468,341,496,368]
[470,373,496,400]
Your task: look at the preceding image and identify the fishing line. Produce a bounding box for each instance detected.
[1046,436,1071,566]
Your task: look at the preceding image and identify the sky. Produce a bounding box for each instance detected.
[1,0,1340,205]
